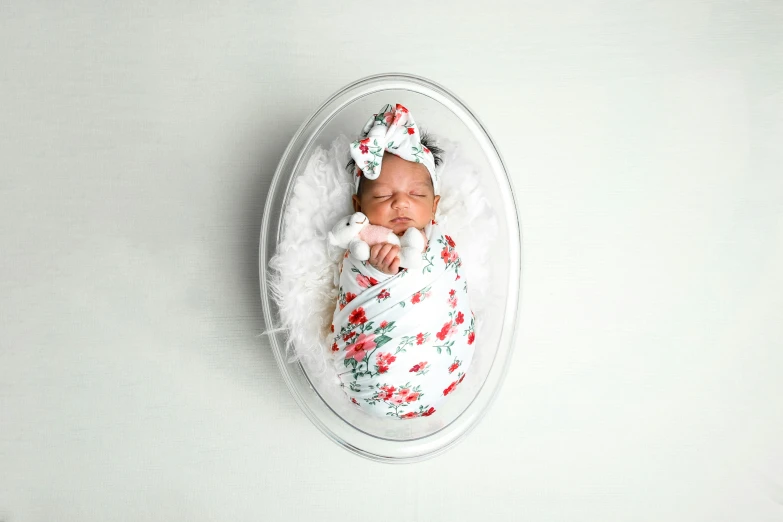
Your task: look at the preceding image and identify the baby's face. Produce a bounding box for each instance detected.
[352,153,440,236]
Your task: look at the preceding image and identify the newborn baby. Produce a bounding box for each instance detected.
[329,103,476,419]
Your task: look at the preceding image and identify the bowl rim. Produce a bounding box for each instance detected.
[258,71,523,463]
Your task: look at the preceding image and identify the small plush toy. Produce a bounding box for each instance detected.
[328,212,426,269]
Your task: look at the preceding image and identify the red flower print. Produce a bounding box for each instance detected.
[378,353,395,365]
[359,144,369,154]
[423,146,430,153]
[377,288,390,300]
[449,323,459,337]
[351,398,359,405]
[390,392,406,405]
[339,303,345,310]
[411,292,422,304]
[431,219,436,225]
[348,307,367,325]
[344,333,375,362]
[448,250,459,263]
[401,412,418,419]
[409,361,427,373]
[456,311,465,325]
[445,235,456,248]
[342,331,356,342]
[440,247,450,263]
[467,332,475,345]
[383,112,394,124]
[396,104,408,113]
[375,352,396,374]
[422,407,436,417]
[436,321,452,341]
[407,127,415,135]
[443,382,457,396]
[345,292,357,304]
[449,289,456,297]
[330,324,334,332]
[416,333,425,345]
[448,362,460,373]
[380,320,388,329]
[344,251,350,259]
[448,296,458,309]
[331,342,338,352]
[378,385,395,401]
[459,373,466,384]
[389,387,419,406]
[356,274,373,288]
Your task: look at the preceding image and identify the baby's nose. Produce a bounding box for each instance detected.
[391,195,410,208]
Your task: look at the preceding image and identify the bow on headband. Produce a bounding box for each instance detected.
[349,103,439,195]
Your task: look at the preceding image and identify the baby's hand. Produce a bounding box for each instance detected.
[368,243,400,275]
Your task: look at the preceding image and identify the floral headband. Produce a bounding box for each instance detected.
[349,103,439,195]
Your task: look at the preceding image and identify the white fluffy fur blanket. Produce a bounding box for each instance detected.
[267,134,498,382]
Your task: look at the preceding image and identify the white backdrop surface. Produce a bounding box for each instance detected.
[1,1,781,521]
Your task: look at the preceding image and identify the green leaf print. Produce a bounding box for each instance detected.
[374,321,396,335]
[422,254,435,274]
[434,340,455,355]
[374,334,392,350]
[395,335,416,354]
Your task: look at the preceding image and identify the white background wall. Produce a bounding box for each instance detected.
[1,1,781,520]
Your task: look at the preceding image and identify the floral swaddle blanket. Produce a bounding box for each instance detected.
[330,221,476,419]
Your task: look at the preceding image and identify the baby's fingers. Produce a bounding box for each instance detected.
[378,243,395,261]
[389,256,400,274]
[369,243,385,264]
[382,245,400,268]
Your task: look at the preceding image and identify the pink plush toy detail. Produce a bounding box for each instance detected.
[328,212,426,269]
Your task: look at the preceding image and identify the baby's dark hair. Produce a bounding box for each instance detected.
[346,130,445,197]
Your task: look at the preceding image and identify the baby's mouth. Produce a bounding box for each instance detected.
[391,217,412,223]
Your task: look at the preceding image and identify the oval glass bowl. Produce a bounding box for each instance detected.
[259,73,521,463]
